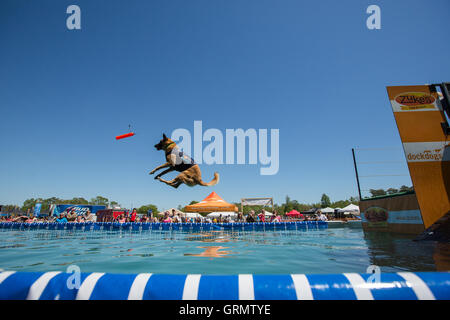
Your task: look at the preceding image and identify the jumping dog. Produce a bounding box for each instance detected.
[150,134,219,188]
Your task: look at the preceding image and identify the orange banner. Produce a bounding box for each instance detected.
[387,85,450,228]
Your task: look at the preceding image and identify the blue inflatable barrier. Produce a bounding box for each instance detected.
[0,221,328,232]
[0,271,448,300]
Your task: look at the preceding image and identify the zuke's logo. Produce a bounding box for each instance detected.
[394,92,436,110]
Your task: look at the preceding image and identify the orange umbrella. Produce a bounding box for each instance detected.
[184,192,238,213]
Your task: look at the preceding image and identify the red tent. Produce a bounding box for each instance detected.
[286,210,302,217]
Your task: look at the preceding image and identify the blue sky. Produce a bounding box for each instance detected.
[1,0,449,211]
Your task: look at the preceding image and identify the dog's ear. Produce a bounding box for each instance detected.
[163,133,168,140]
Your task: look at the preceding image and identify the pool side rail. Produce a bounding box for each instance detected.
[0,271,448,300]
[0,221,329,231]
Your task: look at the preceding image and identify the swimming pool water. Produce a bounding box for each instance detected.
[0,223,448,274]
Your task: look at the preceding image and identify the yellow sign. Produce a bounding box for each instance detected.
[387,85,450,229]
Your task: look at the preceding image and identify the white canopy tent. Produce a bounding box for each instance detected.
[320,207,335,214]
[337,204,360,215]
[207,212,238,218]
[182,212,203,218]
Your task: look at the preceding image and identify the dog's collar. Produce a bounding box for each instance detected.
[165,142,176,149]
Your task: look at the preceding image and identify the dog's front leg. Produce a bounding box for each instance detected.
[149,162,171,175]
[155,167,175,180]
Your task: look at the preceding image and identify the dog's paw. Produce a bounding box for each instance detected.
[149,171,155,175]
[154,176,159,180]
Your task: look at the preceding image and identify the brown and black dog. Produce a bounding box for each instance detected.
[150,134,219,188]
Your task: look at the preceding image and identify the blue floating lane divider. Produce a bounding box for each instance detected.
[0,271,448,300]
[0,221,328,232]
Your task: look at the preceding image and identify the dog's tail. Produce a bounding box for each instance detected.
[198,172,219,187]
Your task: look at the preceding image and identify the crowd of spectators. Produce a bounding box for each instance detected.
[0,208,97,223]
[0,207,347,224]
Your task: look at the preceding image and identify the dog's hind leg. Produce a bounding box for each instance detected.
[172,181,183,188]
[157,177,182,188]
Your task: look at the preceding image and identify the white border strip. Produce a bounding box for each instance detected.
[0,271,16,285]
[182,274,201,300]
[128,273,152,300]
[291,274,314,300]
[239,274,255,300]
[27,271,61,300]
[397,272,435,300]
[75,273,105,300]
[343,273,374,300]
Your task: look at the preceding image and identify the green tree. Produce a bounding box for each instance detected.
[1,204,20,213]
[284,195,293,213]
[399,185,413,192]
[110,201,120,208]
[70,197,89,205]
[285,195,291,205]
[22,198,38,212]
[233,203,267,215]
[320,194,331,208]
[90,196,109,206]
[295,203,312,212]
[137,204,159,215]
[331,199,350,208]
[369,189,387,197]
[189,201,199,205]
[387,188,399,195]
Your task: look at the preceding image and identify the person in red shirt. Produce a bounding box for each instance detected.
[130,208,137,222]
[258,210,266,222]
